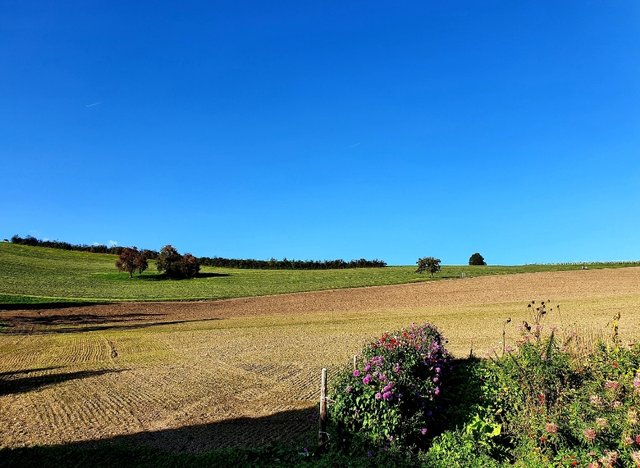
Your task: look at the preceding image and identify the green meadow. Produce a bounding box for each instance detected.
[0,242,638,306]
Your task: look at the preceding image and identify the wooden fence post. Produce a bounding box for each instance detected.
[318,368,328,448]
[353,354,357,370]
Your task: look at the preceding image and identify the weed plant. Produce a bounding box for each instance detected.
[423,302,640,467]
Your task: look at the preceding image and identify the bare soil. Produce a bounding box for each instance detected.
[1,267,639,452]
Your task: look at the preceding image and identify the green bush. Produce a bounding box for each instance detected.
[469,252,486,266]
[156,245,200,279]
[420,429,500,467]
[416,257,441,276]
[329,323,450,452]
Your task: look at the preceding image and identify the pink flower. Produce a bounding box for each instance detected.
[545,422,558,434]
[604,380,620,391]
[584,428,597,443]
[421,427,428,435]
[600,451,618,466]
[375,392,382,400]
[590,395,603,407]
[353,370,360,377]
[362,374,372,385]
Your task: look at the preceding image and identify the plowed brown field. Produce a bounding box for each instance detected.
[1,267,639,452]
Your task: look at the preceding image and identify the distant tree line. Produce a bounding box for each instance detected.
[198,257,387,270]
[10,235,159,259]
[10,235,387,270]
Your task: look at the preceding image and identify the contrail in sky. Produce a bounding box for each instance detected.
[85,101,103,108]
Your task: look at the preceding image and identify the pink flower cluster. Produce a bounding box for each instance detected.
[371,323,448,361]
[583,428,597,443]
[604,380,620,391]
[355,354,397,401]
[589,395,603,407]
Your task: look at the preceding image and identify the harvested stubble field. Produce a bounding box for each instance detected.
[1,267,640,454]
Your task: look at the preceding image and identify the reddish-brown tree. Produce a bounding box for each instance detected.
[115,247,148,278]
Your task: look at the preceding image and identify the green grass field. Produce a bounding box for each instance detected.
[1,242,638,306]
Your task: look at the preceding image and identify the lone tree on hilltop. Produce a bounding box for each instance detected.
[416,257,441,276]
[115,247,148,278]
[156,245,200,279]
[469,252,486,266]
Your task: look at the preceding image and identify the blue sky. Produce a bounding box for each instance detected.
[1,1,639,265]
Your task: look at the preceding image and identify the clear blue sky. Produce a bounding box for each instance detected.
[2,1,639,265]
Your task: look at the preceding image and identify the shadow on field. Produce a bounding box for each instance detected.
[197,272,231,278]
[0,366,65,378]
[0,360,489,465]
[433,357,484,434]
[0,368,125,396]
[0,316,223,335]
[0,301,110,311]
[9,312,165,326]
[0,407,317,465]
[136,272,230,281]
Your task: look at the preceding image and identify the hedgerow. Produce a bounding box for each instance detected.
[11,235,387,270]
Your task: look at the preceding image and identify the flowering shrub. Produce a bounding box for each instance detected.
[323,305,640,466]
[472,322,640,466]
[329,323,450,451]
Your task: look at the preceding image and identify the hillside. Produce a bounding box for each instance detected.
[0,242,638,307]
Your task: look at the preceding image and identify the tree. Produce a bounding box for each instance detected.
[416,257,441,276]
[180,253,200,278]
[115,247,148,278]
[469,252,486,266]
[156,245,200,279]
[156,245,183,278]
